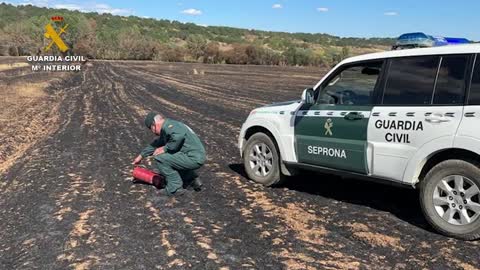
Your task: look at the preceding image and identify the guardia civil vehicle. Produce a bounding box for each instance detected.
[238,44,480,240]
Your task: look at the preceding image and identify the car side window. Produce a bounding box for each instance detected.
[469,55,480,105]
[317,61,382,106]
[433,55,469,105]
[383,56,439,105]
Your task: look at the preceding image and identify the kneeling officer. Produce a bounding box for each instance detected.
[133,112,206,196]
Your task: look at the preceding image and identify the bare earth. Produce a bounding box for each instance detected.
[0,58,479,270]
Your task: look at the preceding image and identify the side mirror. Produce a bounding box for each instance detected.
[301,88,315,105]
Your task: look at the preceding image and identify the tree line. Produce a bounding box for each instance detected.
[0,3,392,67]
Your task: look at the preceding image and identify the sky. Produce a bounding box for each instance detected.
[6,0,480,40]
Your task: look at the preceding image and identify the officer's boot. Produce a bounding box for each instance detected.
[191,177,203,191]
[181,170,202,191]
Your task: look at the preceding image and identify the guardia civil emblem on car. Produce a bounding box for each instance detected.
[238,42,480,240]
[324,119,333,136]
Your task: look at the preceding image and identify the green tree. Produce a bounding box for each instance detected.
[4,21,31,55]
[73,18,96,58]
[186,34,207,61]
[341,47,350,60]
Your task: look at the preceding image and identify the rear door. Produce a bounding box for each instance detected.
[455,54,480,153]
[369,54,470,181]
[295,60,384,174]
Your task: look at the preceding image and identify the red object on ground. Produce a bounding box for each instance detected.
[132,167,165,188]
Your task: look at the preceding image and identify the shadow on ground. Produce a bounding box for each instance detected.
[229,163,432,232]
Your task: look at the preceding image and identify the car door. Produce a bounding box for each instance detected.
[295,60,384,174]
[455,54,480,156]
[369,54,471,182]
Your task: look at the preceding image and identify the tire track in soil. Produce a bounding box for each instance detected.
[107,62,480,269]
[50,63,177,269]
[105,63,389,269]
[117,67,255,125]
[0,70,90,269]
[80,63,192,268]
[126,62,321,89]
[0,64,172,269]
[123,66,266,108]
[1,61,479,269]
[99,63,282,268]
[32,62,268,269]
[124,63,316,108]
[0,70,71,179]
[102,63,288,269]
[108,66,244,132]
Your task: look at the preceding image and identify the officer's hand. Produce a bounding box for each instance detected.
[132,155,143,165]
[153,147,165,156]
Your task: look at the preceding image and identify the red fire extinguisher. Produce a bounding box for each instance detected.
[132,167,165,189]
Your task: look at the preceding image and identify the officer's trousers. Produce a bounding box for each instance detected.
[154,152,203,194]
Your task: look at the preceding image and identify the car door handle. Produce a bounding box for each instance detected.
[425,115,451,123]
[344,112,364,120]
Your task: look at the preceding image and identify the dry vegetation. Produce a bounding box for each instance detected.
[0,3,393,68]
[0,62,29,72]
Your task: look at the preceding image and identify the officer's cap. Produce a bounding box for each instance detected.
[144,112,157,128]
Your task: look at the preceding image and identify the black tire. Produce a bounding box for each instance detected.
[420,159,480,240]
[243,133,282,186]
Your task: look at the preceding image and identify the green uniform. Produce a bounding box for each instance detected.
[141,119,206,194]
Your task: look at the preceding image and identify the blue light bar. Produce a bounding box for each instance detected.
[444,37,471,44]
[393,32,471,50]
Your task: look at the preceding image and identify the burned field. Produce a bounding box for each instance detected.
[0,58,479,270]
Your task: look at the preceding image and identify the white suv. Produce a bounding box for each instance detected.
[238,44,480,240]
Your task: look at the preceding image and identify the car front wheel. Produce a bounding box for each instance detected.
[243,133,281,186]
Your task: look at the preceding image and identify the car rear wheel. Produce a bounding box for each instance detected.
[243,133,281,186]
[420,160,480,240]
